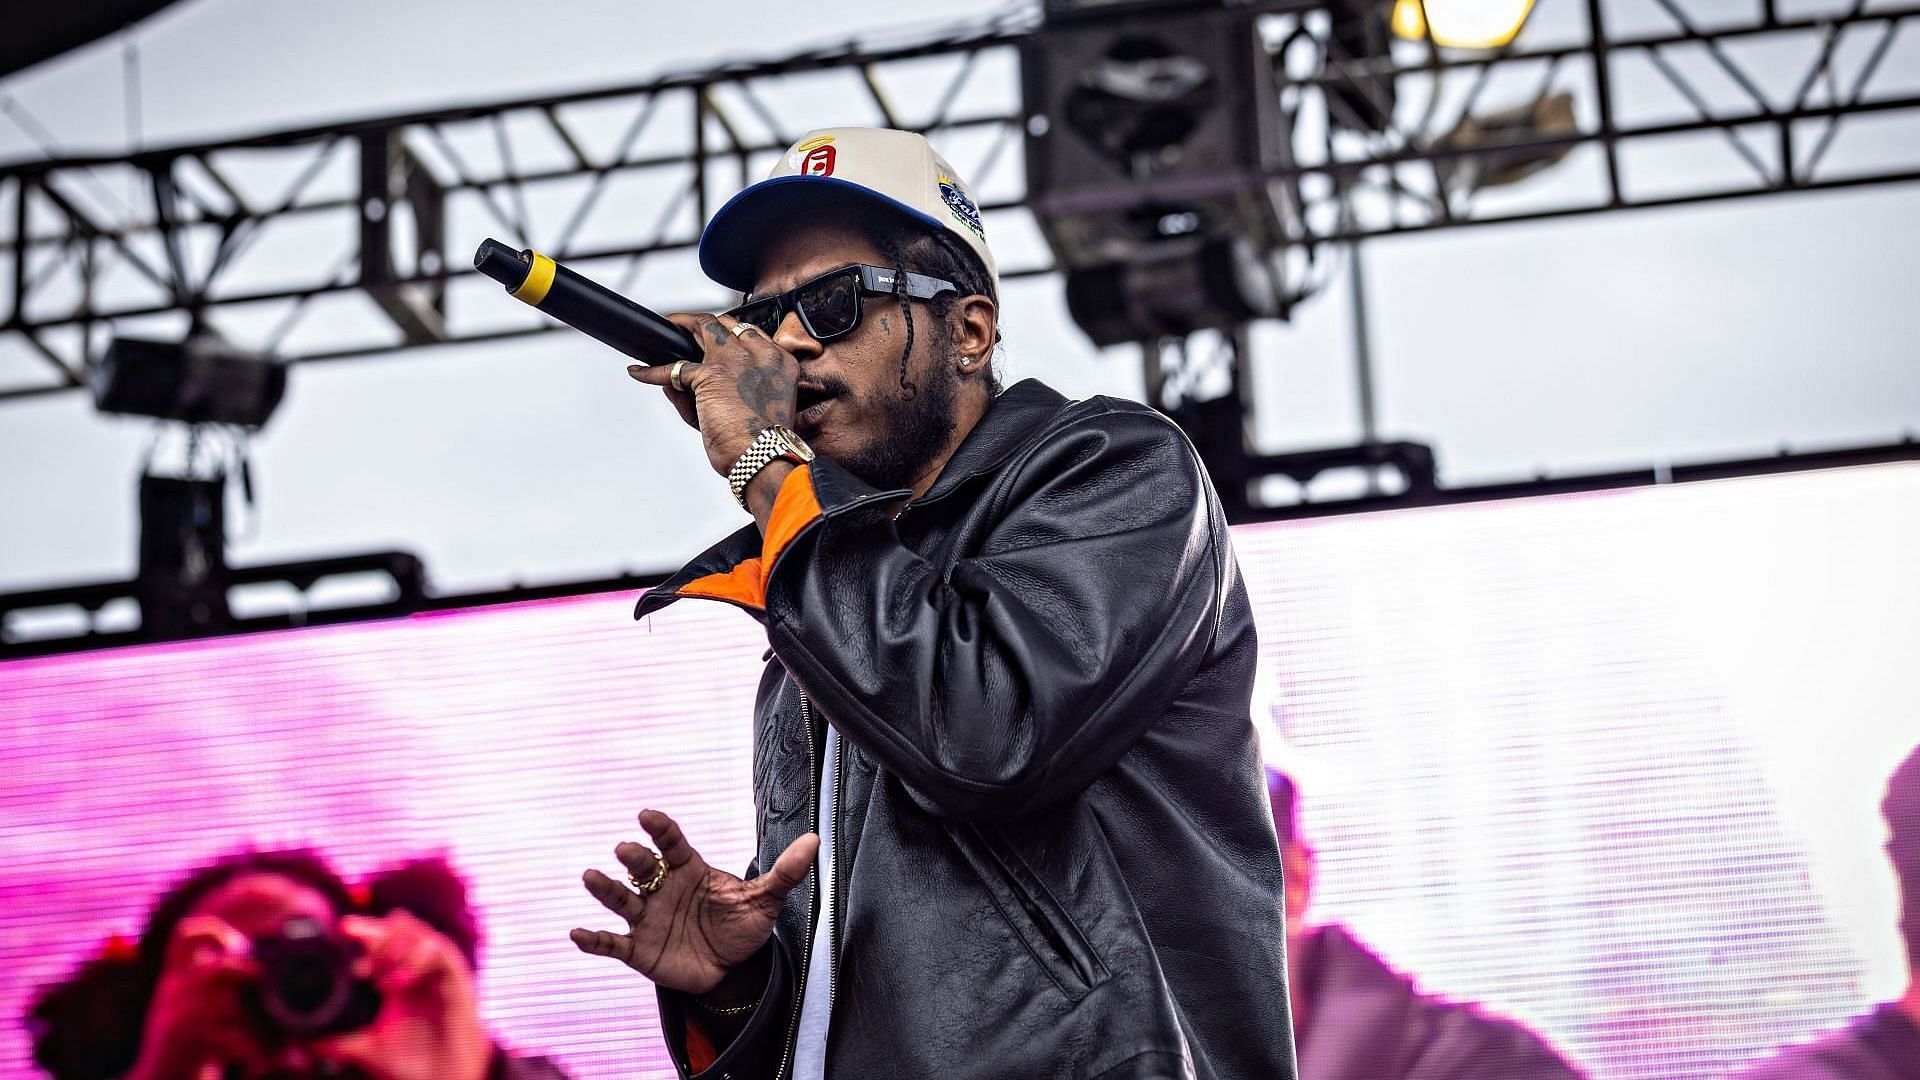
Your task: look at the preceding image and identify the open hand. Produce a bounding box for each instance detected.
[570,808,818,995]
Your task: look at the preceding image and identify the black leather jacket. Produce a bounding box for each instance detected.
[636,380,1296,1080]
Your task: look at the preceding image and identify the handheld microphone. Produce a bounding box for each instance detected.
[473,238,702,364]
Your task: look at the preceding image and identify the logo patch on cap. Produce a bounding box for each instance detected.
[938,175,985,241]
[801,145,837,177]
[791,134,837,177]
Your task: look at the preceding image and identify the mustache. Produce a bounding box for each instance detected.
[806,376,853,400]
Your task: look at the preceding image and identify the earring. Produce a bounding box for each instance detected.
[957,355,974,371]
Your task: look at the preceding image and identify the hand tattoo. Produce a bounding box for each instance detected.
[735,366,794,434]
[705,321,731,347]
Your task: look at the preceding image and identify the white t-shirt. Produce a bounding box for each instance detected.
[790,725,839,1079]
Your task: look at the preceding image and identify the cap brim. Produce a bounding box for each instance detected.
[698,175,946,294]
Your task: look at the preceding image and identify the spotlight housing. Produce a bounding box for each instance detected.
[1064,237,1282,347]
[1023,5,1298,346]
[1023,7,1297,270]
[136,472,232,637]
[92,334,286,428]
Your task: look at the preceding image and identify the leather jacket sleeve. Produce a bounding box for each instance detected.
[655,937,795,1080]
[763,403,1230,822]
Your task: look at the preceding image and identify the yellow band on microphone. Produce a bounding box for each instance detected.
[512,251,557,305]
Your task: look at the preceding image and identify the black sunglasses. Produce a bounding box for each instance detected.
[726,264,957,343]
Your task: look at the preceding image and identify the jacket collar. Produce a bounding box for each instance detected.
[637,521,765,620]
[917,378,1068,504]
[636,378,1069,620]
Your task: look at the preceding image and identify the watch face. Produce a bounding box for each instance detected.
[779,427,815,460]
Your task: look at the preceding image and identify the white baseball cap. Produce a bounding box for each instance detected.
[698,126,999,299]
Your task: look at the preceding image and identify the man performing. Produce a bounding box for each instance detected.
[1739,743,1920,1080]
[566,127,1296,1080]
[1267,769,1587,1080]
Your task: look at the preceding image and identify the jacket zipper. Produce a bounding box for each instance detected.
[774,688,820,1080]
[828,708,845,1023]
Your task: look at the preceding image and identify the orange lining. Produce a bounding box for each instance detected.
[679,465,823,610]
[685,1017,719,1072]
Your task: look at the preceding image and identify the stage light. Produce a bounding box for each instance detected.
[1062,34,1219,176]
[136,473,232,637]
[1064,237,1282,347]
[1023,6,1298,347]
[1436,90,1576,192]
[1391,0,1537,50]
[92,333,286,428]
[1023,7,1295,270]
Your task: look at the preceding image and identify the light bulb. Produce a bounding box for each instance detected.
[1392,0,1538,50]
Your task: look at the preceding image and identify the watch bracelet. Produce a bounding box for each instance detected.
[728,427,798,509]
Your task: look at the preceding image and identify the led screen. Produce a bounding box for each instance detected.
[3,461,1916,1078]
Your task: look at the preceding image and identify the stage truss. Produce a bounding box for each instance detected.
[1,0,1916,403]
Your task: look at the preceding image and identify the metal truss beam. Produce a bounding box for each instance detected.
[1270,2,1920,243]
[2,0,1917,401]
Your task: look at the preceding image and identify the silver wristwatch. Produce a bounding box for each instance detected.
[728,425,815,509]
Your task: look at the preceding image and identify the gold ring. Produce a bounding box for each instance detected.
[728,321,754,339]
[627,853,667,895]
[669,360,689,393]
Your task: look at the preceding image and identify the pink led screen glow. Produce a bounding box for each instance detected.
[3,461,1917,1078]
